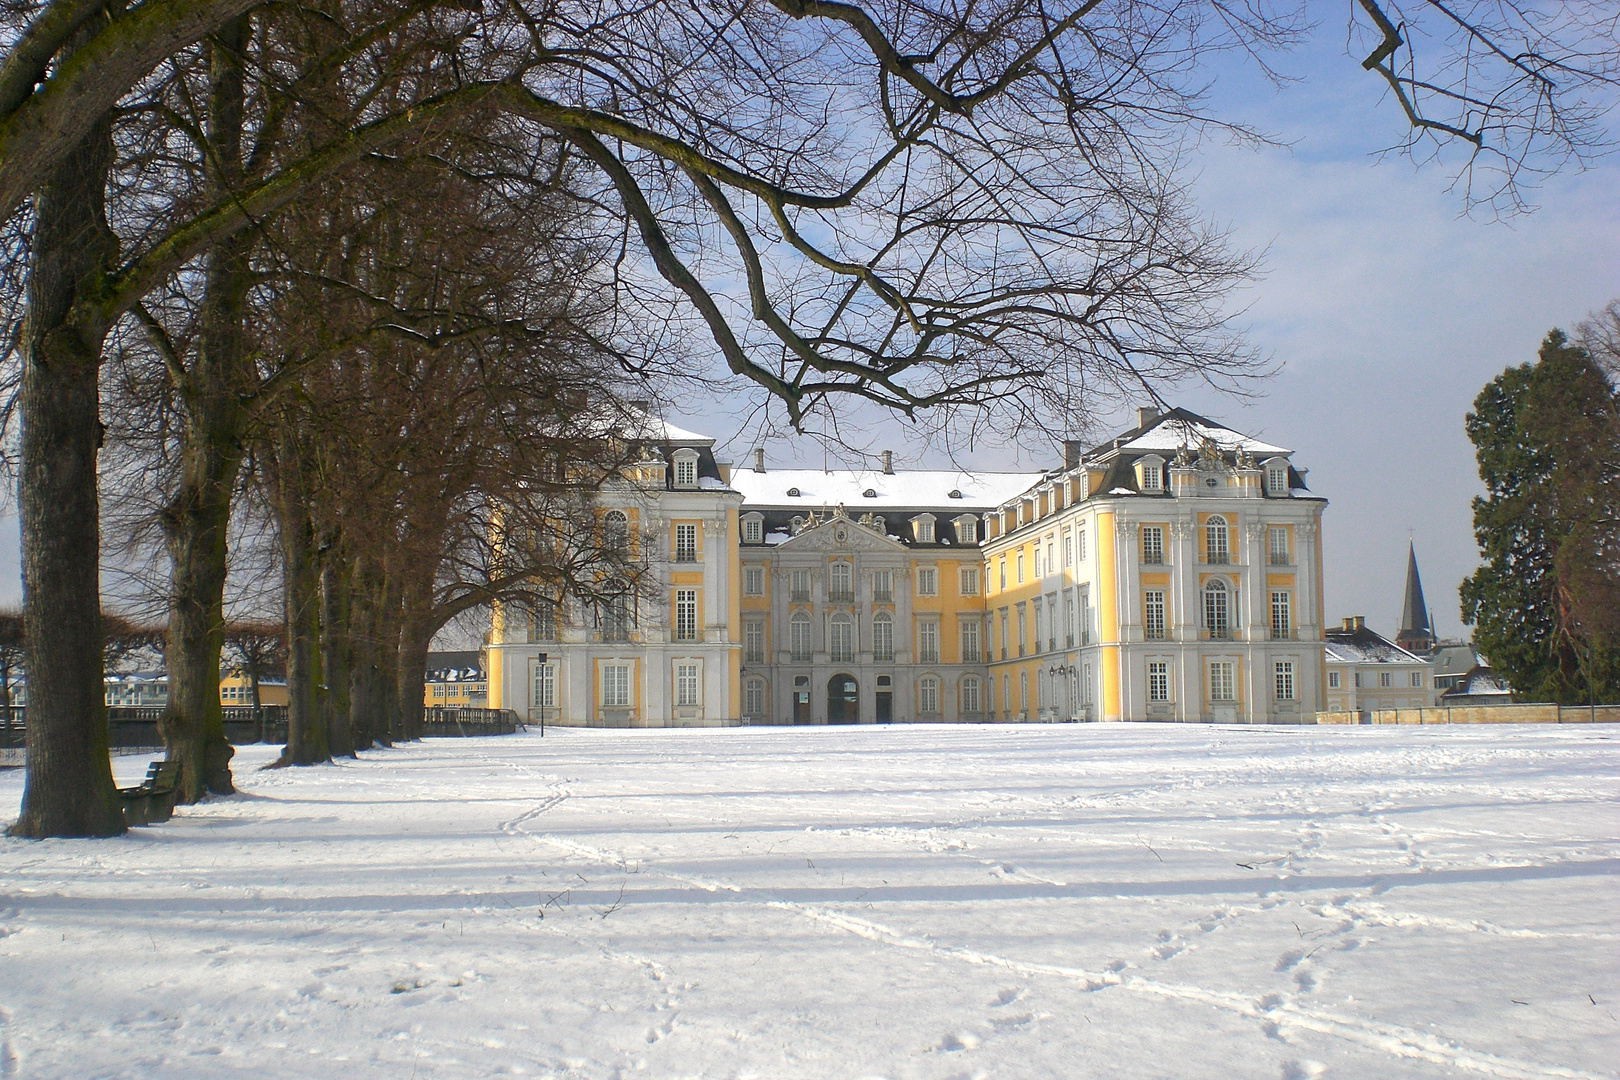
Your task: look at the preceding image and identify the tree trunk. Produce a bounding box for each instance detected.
[8,101,123,838]
[397,617,432,744]
[348,556,384,748]
[379,565,404,743]
[279,490,327,765]
[157,16,252,802]
[320,540,354,757]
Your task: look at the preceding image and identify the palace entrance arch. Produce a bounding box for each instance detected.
[827,674,859,724]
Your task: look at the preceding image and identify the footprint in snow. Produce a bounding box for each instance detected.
[1281,1060,1327,1080]
[939,1031,982,1052]
[992,987,1025,1007]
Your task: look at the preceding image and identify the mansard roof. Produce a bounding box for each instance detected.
[729,467,1042,512]
[1087,407,1291,461]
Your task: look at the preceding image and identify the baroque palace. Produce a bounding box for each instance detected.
[488,406,1327,725]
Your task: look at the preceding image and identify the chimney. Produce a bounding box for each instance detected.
[881,449,894,475]
[1136,405,1160,429]
[1343,616,1366,632]
[752,447,766,473]
[1062,440,1083,470]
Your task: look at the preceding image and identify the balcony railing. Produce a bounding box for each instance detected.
[1144,627,1167,640]
[790,589,811,603]
[1141,554,1166,565]
[1202,552,1233,565]
[828,590,856,604]
[1202,628,1236,640]
[674,548,698,563]
[872,588,894,603]
[1269,554,1292,566]
[1270,627,1295,640]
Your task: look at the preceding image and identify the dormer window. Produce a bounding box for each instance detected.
[954,516,978,544]
[786,486,801,497]
[947,489,963,499]
[1263,458,1290,496]
[914,515,936,543]
[863,488,877,498]
[1136,455,1165,493]
[741,513,764,544]
[672,449,699,488]
[790,515,804,534]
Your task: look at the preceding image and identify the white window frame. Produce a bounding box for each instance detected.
[1275,661,1296,701]
[872,569,893,602]
[743,566,765,596]
[675,588,698,641]
[918,619,939,664]
[744,620,765,664]
[672,449,699,488]
[1209,661,1236,702]
[916,567,938,596]
[532,661,557,709]
[959,618,981,664]
[601,663,631,708]
[742,514,764,544]
[675,661,701,707]
[1142,525,1164,564]
[790,613,813,662]
[872,612,895,662]
[960,675,982,715]
[918,675,940,715]
[674,522,698,562]
[1144,589,1166,640]
[743,677,766,718]
[829,612,855,663]
[959,566,980,596]
[1147,661,1170,702]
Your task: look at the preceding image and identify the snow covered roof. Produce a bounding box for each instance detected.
[1094,408,1290,459]
[729,468,1046,511]
[1324,625,1428,665]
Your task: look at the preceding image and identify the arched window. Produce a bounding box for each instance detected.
[1205,515,1230,563]
[672,449,699,488]
[828,561,853,602]
[602,510,629,555]
[1203,578,1232,638]
[917,675,940,715]
[829,612,854,663]
[872,612,894,662]
[960,675,982,715]
[790,613,813,662]
[743,677,767,718]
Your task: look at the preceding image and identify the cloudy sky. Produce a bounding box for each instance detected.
[1,21,1615,648]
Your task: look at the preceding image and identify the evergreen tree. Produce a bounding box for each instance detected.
[1461,330,1620,703]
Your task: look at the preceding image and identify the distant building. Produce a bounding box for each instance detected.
[104,672,170,708]
[219,670,288,707]
[425,650,488,707]
[1429,642,1513,705]
[1323,617,1435,714]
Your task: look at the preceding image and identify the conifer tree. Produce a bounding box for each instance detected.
[1461,330,1620,703]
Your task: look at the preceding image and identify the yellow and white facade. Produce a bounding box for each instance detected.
[982,408,1327,723]
[490,407,1328,725]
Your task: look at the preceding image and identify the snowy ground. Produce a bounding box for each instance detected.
[2,725,1617,1080]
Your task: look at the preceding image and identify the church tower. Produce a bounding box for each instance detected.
[1394,542,1436,655]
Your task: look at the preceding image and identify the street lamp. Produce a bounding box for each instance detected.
[1048,663,1079,722]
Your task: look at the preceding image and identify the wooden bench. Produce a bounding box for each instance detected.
[118,760,180,826]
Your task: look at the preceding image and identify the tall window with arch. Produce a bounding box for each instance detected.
[789,612,813,662]
[917,675,940,716]
[829,561,853,602]
[829,612,854,663]
[872,612,895,662]
[1205,515,1230,563]
[1203,578,1232,638]
[602,510,630,555]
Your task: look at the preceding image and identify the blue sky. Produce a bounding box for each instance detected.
[2,25,1615,646]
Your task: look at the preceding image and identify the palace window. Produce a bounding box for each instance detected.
[674,523,697,562]
[1411,671,1424,687]
[744,621,765,664]
[872,569,893,602]
[743,567,765,596]
[603,510,629,555]
[1328,670,1340,689]
[1205,516,1230,563]
[829,613,854,663]
[1144,590,1166,640]
[1380,671,1392,688]
[601,663,630,708]
[999,558,1007,591]
[1016,550,1025,583]
[1016,605,1027,656]
[914,516,936,543]
[959,566,980,596]
[999,608,1009,660]
[956,517,977,543]
[1209,661,1236,702]
[674,589,698,641]
[676,662,700,707]
[1148,661,1170,702]
[1203,579,1232,639]
[1275,661,1296,701]
[916,567,938,596]
[1063,532,1073,567]
[1031,598,1043,654]
[742,514,764,544]
[918,620,939,664]
[532,663,556,709]
[829,561,854,602]
[790,569,811,602]
[960,675,982,715]
[918,676,940,716]
[602,589,631,643]
[1142,526,1165,564]
[672,449,698,488]
[1270,591,1291,639]
[1269,526,1290,565]
[872,612,895,662]
[1077,527,1087,562]
[743,678,766,718]
[1265,460,1290,496]
[959,618,981,664]
[790,613,813,662]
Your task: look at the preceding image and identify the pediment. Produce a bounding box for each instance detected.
[777,515,908,553]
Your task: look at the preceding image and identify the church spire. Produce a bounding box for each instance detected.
[1395,541,1435,654]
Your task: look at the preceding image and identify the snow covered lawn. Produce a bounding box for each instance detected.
[2,724,1617,1080]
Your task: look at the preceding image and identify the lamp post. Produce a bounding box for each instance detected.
[1048,662,1079,722]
